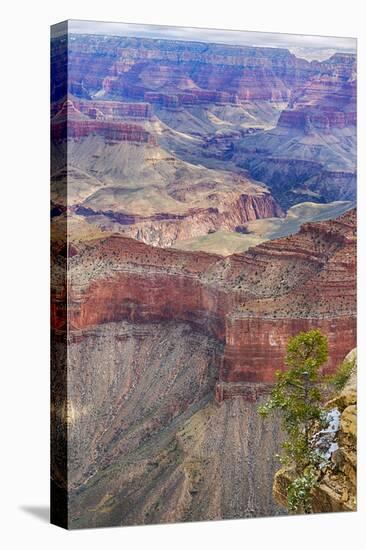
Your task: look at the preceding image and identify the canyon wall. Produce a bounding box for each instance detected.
[51,96,284,250]
[51,98,154,120]
[54,119,156,144]
[52,209,356,398]
[234,60,356,207]
[74,192,283,248]
[51,99,156,144]
[51,207,356,529]
[57,34,353,106]
[222,316,355,384]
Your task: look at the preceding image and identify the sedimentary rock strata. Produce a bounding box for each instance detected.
[61,35,347,105]
[51,33,357,219]
[51,94,284,249]
[50,28,357,527]
[74,191,282,248]
[51,210,356,526]
[52,209,356,393]
[51,99,156,144]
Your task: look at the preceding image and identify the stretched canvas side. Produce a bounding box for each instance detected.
[50,20,69,529]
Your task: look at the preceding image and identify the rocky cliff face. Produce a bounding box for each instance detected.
[51,210,356,527]
[60,35,314,104]
[234,54,356,208]
[51,99,156,144]
[273,349,357,513]
[278,55,356,132]
[61,35,355,108]
[53,209,356,395]
[65,334,283,527]
[52,97,154,120]
[74,192,282,248]
[57,34,355,125]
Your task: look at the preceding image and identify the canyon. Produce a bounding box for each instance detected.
[51,95,284,250]
[55,209,356,391]
[51,209,356,527]
[51,32,356,254]
[51,26,357,528]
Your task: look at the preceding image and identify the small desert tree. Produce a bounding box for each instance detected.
[327,356,354,392]
[258,329,328,513]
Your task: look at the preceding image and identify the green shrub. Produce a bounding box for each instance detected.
[258,329,329,513]
[328,358,354,392]
[287,468,317,513]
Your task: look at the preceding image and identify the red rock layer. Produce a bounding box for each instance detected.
[278,108,356,131]
[75,192,283,248]
[51,98,153,120]
[64,120,154,143]
[69,271,230,341]
[52,118,155,144]
[51,99,156,144]
[105,82,238,107]
[277,75,356,132]
[76,192,281,225]
[53,209,356,398]
[222,316,355,384]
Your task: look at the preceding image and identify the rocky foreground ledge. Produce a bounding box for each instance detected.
[273,349,357,513]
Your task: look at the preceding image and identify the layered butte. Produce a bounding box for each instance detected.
[235,54,356,208]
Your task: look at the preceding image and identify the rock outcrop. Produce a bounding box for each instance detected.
[277,73,356,132]
[51,99,156,144]
[74,192,283,248]
[52,97,154,120]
